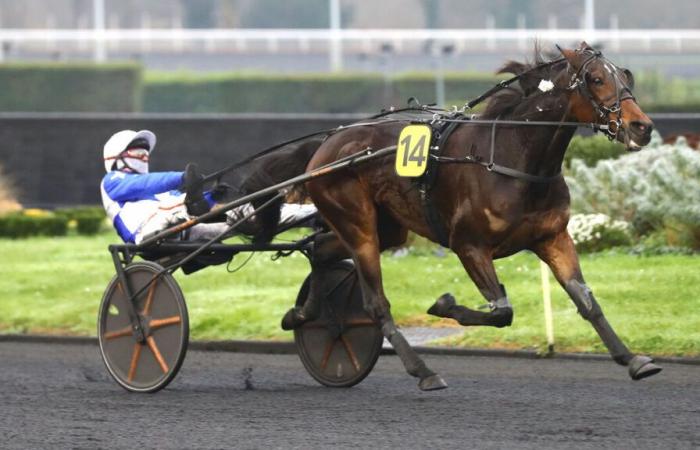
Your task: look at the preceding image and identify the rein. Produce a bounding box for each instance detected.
[203,52,628,186]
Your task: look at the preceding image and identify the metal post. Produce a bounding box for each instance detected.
[329,0,342,72]
[435,49,445,107]
[583,0,595,42]
[0,7,4,63]
[140,12,151,53]
[486,14,495,51]
[540,260,555,354]
[93,0,106,62]
[517,13,526,51]
[610,14,620,52]
[434,45,453,108]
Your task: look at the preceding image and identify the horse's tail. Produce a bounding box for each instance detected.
[239,136,324,243]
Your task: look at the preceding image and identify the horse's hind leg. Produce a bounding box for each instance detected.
[310,181,447,391]
[281,231,351,330]
[427,245,514,327]
[534,231,662,380]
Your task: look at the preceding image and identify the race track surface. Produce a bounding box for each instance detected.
[1,341,698,449]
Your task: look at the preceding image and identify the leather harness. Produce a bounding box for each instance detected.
[416,117,460,248]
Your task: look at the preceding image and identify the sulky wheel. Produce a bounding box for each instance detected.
[294,260,383,388]
[98,261,189,393]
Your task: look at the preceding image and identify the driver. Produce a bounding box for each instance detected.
[100,129,316,244]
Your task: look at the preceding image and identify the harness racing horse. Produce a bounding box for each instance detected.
[244,42,660,390]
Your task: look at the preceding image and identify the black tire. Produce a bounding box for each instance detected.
[98,261,189,393]
[294,261,383,387]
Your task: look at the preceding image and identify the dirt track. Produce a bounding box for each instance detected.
[1,341,698,449]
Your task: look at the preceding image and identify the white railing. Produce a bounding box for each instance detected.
[1,28,699,67]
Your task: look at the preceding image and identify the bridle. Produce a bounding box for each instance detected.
[564,48,636,141]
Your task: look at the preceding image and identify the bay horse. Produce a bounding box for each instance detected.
[243,42,660,390]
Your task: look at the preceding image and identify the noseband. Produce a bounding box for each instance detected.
[565,49,636,141]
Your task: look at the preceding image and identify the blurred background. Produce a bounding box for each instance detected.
[1,0,700,208]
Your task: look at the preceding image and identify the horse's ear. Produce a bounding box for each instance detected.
[578,41,594,51]
[621,68,635,89]
[556,44,581,69]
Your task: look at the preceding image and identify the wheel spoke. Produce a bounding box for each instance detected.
[146,336,169,374]
[340,335,361,372]
[149,316,181,330]
[127,343,143,382]
[319,339,335,371]
[142,280,158,316]
[104,325,133,340]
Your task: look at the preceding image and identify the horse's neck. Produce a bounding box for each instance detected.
[498,94,577,177]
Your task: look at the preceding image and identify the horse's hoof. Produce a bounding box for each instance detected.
[490,307,513,328]
[418,374,448,391]
[427,293,456,318]
[281,307,304,331]
[628,355,663,381]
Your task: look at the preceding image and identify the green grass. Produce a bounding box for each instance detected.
[1,232,699,357]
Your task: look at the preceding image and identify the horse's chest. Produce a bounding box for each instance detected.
[455,189,568,248]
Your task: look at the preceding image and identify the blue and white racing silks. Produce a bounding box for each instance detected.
[100,171,215,243]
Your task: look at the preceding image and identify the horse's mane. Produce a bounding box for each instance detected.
[481,45,568,119]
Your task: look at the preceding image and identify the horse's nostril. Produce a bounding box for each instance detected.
[631,121,653,136]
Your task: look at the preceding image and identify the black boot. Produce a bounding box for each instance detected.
[182,163,210,217]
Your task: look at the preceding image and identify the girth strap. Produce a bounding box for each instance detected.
[417,120,460,248]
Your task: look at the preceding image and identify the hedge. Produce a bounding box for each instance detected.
[143,72,379,113]
[142,71,504,113]
[0,207,106,238]
[143,70,700,114]
[1,63,700,114]
[0,63,142,112]
[0,212,68,238]
[564,134,627,169]
[55,207,107,235]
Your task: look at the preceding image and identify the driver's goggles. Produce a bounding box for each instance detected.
[122,148,150,161]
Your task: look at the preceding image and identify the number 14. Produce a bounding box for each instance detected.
[400,134,427,166]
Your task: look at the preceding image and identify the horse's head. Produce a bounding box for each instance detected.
[557,42,653,151]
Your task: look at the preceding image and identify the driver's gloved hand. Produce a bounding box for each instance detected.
[182,163,210,217]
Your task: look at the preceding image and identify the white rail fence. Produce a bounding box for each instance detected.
[1,28,700,68]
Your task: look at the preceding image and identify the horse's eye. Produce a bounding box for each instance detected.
[593,78,603,86]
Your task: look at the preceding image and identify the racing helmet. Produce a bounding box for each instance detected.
[103,129,157,173]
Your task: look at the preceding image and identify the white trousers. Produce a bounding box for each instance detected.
[134,202,318,243]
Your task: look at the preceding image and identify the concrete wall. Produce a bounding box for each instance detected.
[0,113,361,208]
[0,112,697,208]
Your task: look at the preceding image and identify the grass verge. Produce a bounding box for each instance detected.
[1,232,698,356]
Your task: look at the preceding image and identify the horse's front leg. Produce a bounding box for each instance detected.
[533,231,662,380]
[427,245,514,328]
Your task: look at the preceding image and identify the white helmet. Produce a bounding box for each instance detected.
[103,129,157,172]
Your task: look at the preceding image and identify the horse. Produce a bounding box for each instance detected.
[242,42,660,391]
